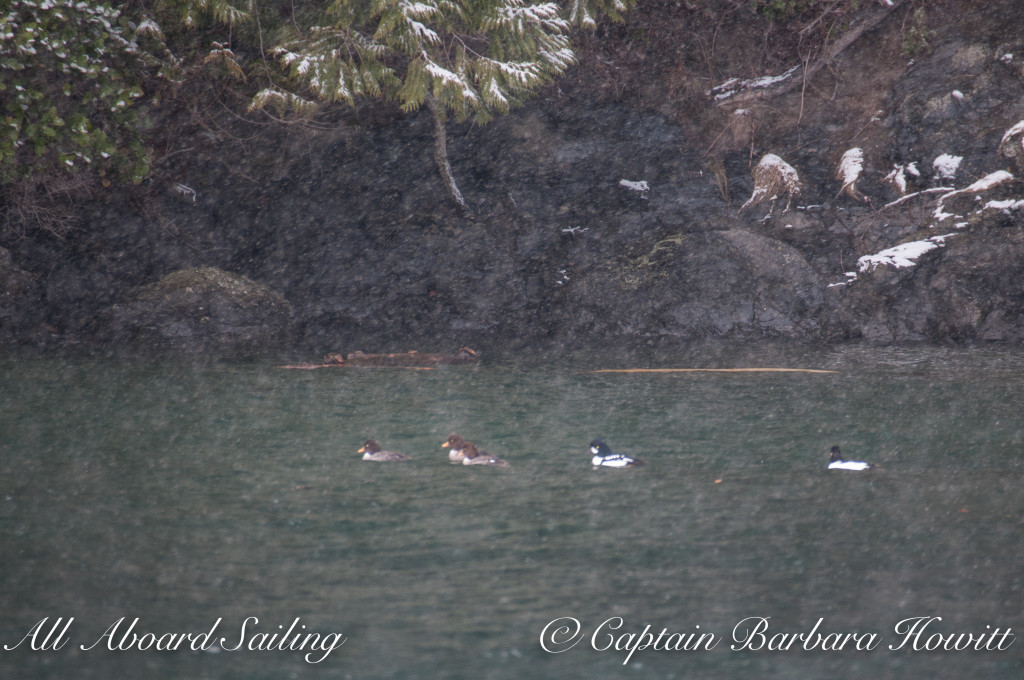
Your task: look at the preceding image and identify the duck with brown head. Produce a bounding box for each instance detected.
[358,440,411,462]
[442,433,468,462]
[461,441,510,468]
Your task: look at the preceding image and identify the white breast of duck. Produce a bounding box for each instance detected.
[443,434,467,462]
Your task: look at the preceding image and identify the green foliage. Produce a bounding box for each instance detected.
[566,0,635,28]
[749,0,813,21]
[901,6,934,56]
[167,0,635,124]
[0,1,152,185]
[169,0,251,28]
[1,0,639,229]
[248,1,573,124]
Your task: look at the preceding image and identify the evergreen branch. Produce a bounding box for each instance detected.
[204,44,247,81]
[566,0,635,28]
[249,87,318,115]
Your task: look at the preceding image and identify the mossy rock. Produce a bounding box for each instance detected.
[112,267,293,355]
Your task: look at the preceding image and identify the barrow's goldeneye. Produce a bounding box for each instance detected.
[827,445,875,471]
[461,442,511,467]
[442,433,468,462]
[358,440,411,462]
[590,439,645,468]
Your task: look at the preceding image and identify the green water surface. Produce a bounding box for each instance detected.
[1,345,1022,679]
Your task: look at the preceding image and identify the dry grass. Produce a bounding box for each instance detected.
[1,173,96,239]
[740,153,802,213]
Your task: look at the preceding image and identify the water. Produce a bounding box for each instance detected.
[1,345,1023,679]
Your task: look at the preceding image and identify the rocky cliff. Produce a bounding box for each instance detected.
[2,0,1023,356]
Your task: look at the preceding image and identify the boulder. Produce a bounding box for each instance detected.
[832,212,1024,343]
[570,229,825,342]
[110,267,292,354]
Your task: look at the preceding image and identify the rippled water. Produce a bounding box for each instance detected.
[2,345,1023,679]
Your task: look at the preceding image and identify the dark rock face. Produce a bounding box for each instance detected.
[566,230,824,342]
[109,267,293,355]
[0,246,47,346]
[2,0,1024,354]
[835,216,1024,344]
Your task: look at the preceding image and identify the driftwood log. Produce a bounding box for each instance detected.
[280,347,479,369]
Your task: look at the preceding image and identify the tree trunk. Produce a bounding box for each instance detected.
[425,96,468,212]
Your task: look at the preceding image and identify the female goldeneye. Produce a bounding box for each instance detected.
[827,445,875,471]
[461,442,511,468]
[590,439,645,468]
[442,433,467,462]
[358,439,411,462]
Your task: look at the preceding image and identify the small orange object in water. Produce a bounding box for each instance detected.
[714,479,723,484]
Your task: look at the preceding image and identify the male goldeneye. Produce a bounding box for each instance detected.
[442,433,468,462]
[358,439,411,462]
[590,439,645,468]
[827,445,875,471]
[461,442,511,467]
